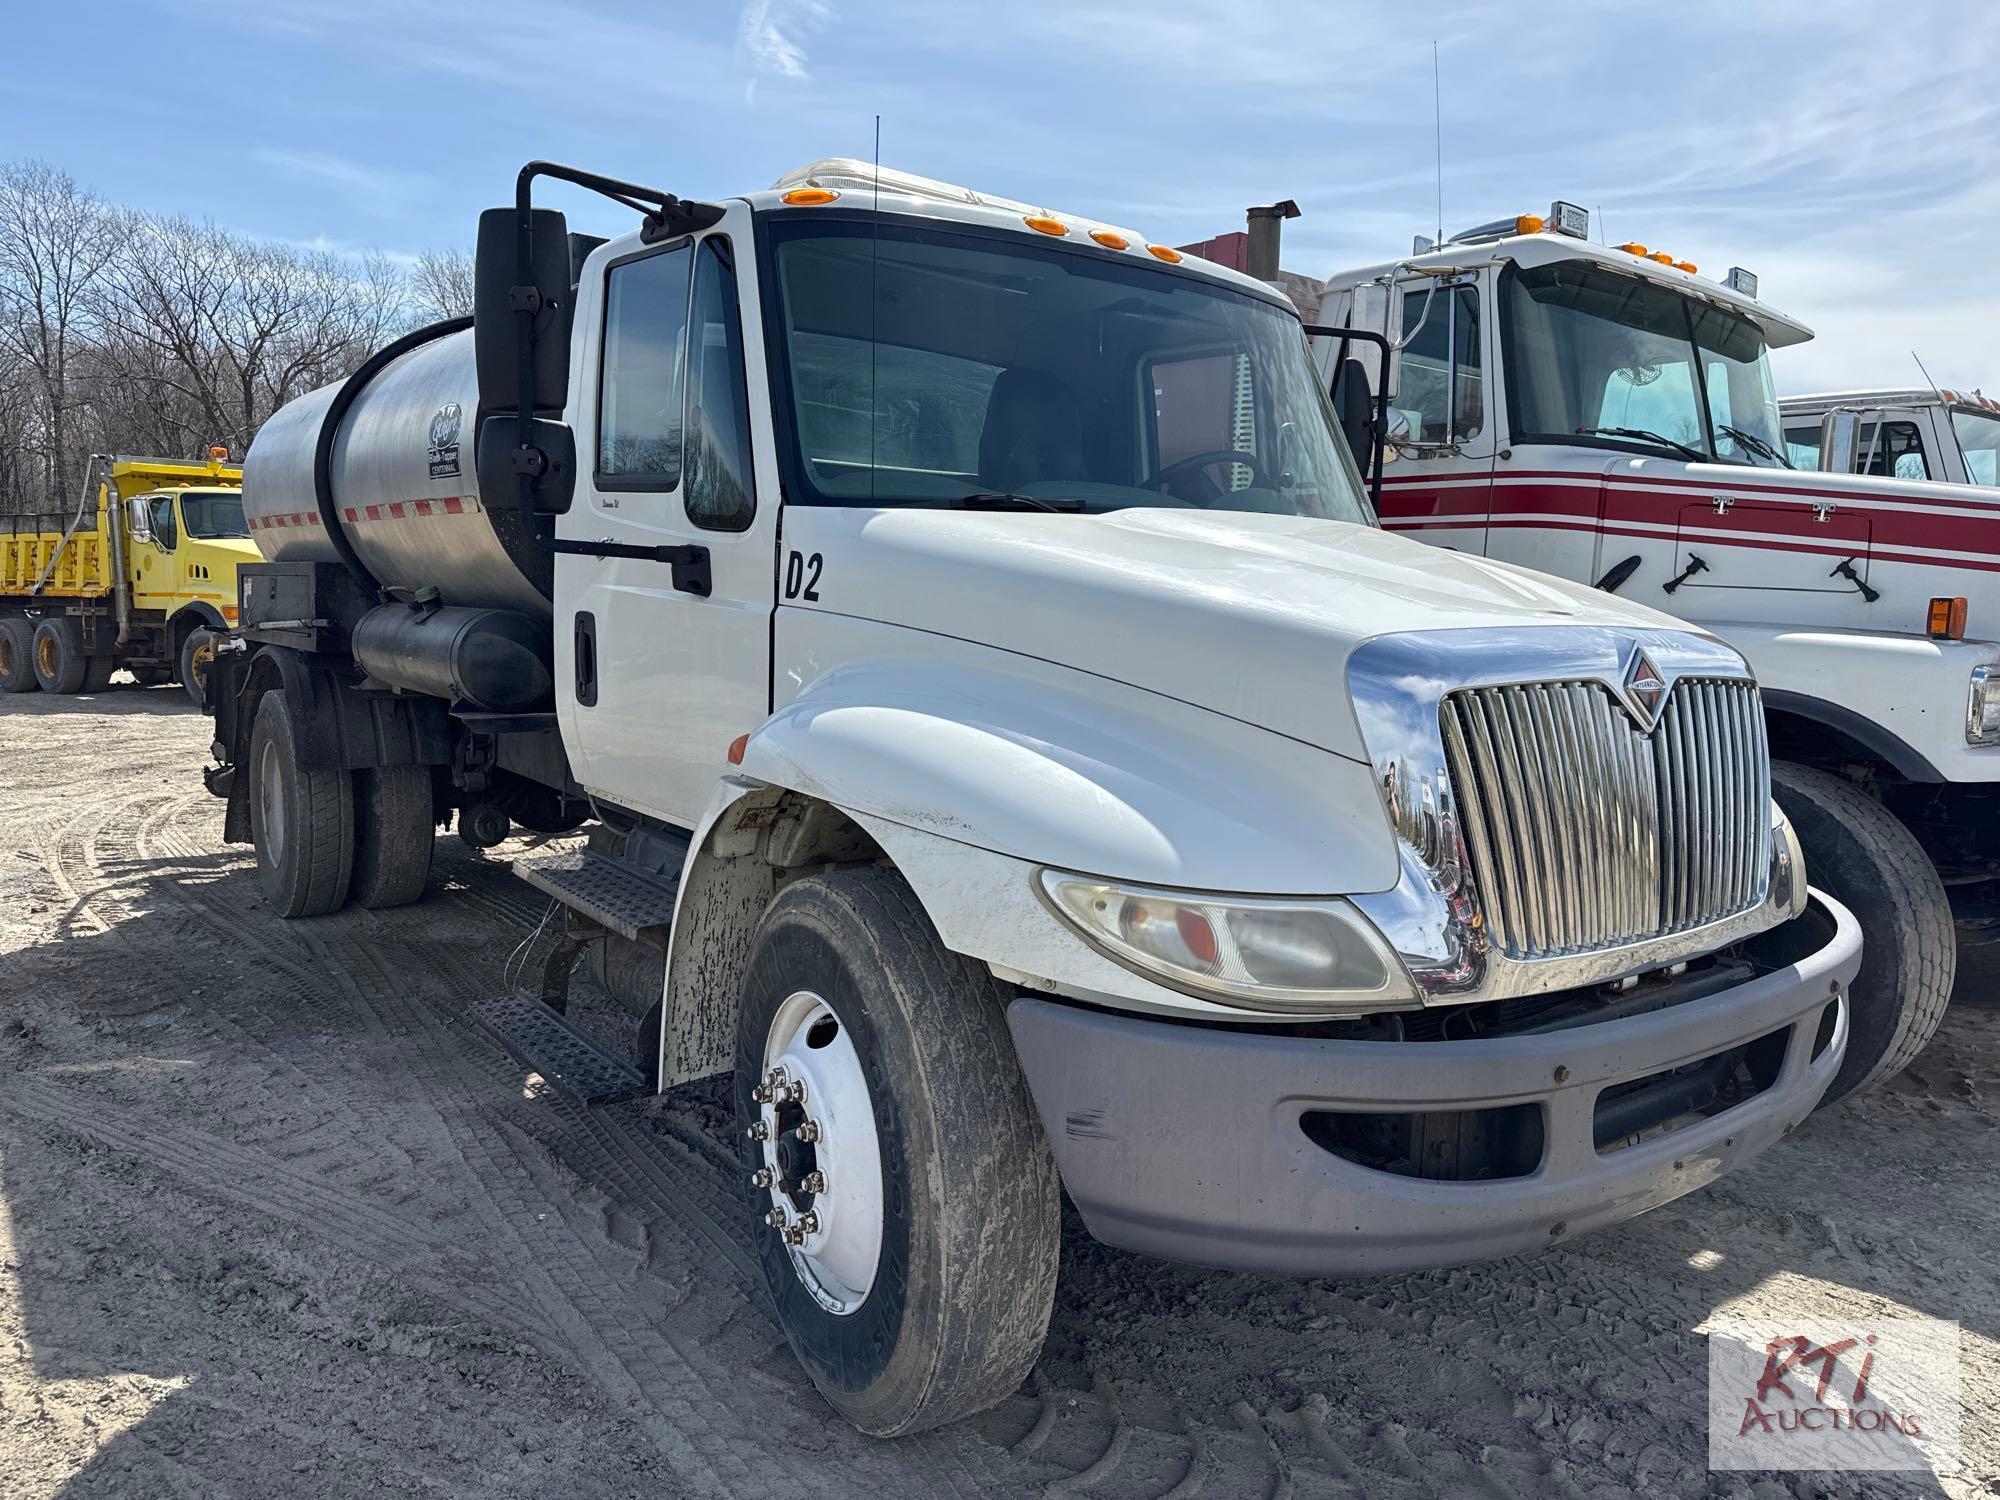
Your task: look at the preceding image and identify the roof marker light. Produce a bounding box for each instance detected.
[1724,266,1759,298]
[1023,215,1069,236]
[1089,229,1130,250]
[1549,200,1590,238]
[1618,242,1649,257]
[1514,214,1546,235]
[781,187,839,205]
[1676,260,1698,274]
[1648,250,1674,264]
[1147,244,1183,263]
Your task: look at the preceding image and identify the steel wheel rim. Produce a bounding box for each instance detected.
[754,989,883,1316]
[257,736,287,867]
[190,641,214,691]
[0,636,13,676]
[35,633,55,679]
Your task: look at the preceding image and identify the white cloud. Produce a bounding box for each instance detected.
[740,0,827,80]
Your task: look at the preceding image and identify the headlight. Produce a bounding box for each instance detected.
[1770,802,1807,919]
[1969,666,2000,745]
[1035,870,1419,1015]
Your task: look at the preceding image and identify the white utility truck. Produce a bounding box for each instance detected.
[1781,387,2000,487]
[204,162,1857,1436]
[1314,205,1971,1107]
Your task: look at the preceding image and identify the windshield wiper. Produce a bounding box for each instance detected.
[1575,426,1708,462]
[955,491,1085,513]
[1716,423,1794,468]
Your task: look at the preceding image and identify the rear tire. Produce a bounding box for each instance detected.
[248,691,354,918]
[736,868,1059,1436]
[1772,760,1954,1103]
[0,618,38,693]
[81,656,115,692]
[30,618,86,694]
[350,766,434,909]
[179,627,217,706]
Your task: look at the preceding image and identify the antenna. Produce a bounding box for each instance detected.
[1912,349,1946,402]
[1432,42,1443,245]
[870,113,880,504]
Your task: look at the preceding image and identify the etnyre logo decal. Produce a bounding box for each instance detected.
[1708,1317,1960,1474]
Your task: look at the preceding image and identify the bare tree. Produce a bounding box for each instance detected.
[411,248,475,322]
[0,161,118,507]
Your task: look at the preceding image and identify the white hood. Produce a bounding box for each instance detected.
[781,506,1714,763]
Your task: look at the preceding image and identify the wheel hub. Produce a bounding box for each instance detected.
[751,990,882,1315]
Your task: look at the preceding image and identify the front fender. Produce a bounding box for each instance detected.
[744,620,1399,897]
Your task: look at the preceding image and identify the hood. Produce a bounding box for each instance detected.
[782,506,1715,762]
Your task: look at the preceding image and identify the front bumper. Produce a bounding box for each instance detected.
[1006,891,1860,1277]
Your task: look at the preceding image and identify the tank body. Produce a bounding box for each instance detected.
[243,328,551,618]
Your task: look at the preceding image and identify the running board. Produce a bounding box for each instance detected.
[513,847,683,942]
[471,994,649,1107]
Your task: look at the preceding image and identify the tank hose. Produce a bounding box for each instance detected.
[311,314,474,597]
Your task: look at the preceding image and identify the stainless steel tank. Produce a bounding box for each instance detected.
[243,327,552,618]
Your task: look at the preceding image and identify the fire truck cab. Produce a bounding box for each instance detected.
[1314,205,1979,1103]
[1780,387,2000,488]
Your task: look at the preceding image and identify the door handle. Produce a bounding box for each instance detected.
[573,611,598,706]
[550,537,711,596]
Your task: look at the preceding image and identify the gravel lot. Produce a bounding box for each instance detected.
[2,685,1995,1498]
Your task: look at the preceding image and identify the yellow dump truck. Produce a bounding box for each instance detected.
[0,451,255,701]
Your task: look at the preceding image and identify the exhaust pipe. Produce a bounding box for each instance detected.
[1245,200,1301,282]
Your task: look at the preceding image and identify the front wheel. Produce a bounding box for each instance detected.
[1772,761,1954,1103]
[179,628,217,706]
[736,868,1059,1436]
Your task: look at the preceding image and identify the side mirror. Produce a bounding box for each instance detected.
[1350,282,1400,400]
[1819,409,1860,475]
[126,496,152,542]
[1332,356,1376,474]
[474,205,575,416]
[477,415,576,515]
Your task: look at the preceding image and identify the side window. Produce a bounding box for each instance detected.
[1783,425,1823,469]
[1860,420,1929,480]
[149,496,178,550]
[1394,284,1482,445]
[597,242,693,487]
[1150,351,1255,489]
[683,238,756,531]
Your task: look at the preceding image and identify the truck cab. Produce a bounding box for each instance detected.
[205,162,1858,1439]
[1316,208,1977,1105]
[1781,387,2000,487]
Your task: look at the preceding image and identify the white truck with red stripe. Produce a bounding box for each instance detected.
[1313,206,1967,1102]
[1780,387,2000,488]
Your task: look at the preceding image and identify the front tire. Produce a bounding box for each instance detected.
[1772,761,1954,1103]
[179,627,217,706]
[248,691,355,918]
[736,868,1059,1436]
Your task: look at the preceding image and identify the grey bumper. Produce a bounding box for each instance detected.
[1007,891,1860,1278]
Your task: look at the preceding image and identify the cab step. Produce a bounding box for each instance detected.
[470,993,648,1107]
[513,846,684,942]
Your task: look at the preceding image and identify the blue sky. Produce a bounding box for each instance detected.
[6,0,1998,392]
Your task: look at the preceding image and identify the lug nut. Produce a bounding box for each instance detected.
[801,1170,826,1194]
[783,1225,807,1247]
[765,1207,787,1228]
[746,1120,769,1141]
[784,1080,807,1104]
[751,1083,773,1104]
[796,1120,821,1143]
[750,1168,773,1189]
[797,1211,820,1235]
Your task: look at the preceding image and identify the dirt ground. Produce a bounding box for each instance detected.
[0,685,1994,1500]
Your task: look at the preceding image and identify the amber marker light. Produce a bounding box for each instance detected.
[1146,244,1184,263]
[1514,214,1546,234]
[1618,242,1649,257]
[727,734,749,765]
[1929,596,1969,641]
[1089,229,1130,250]
[781,187,839,205]
[1023,215,1070,236]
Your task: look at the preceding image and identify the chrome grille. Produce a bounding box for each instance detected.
[1441,677,1768,960]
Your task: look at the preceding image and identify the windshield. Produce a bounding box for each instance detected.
[1953,408,2000,487]
[1504,261,1788,467]
[180,489,248,538]
[763,217,1372,521]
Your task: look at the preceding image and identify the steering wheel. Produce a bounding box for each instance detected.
[1139,448,1273,499]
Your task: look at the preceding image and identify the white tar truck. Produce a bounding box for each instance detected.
[1780,387,2000,487]
[1313,205,1970,1108]
[203,162,1857,1436]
